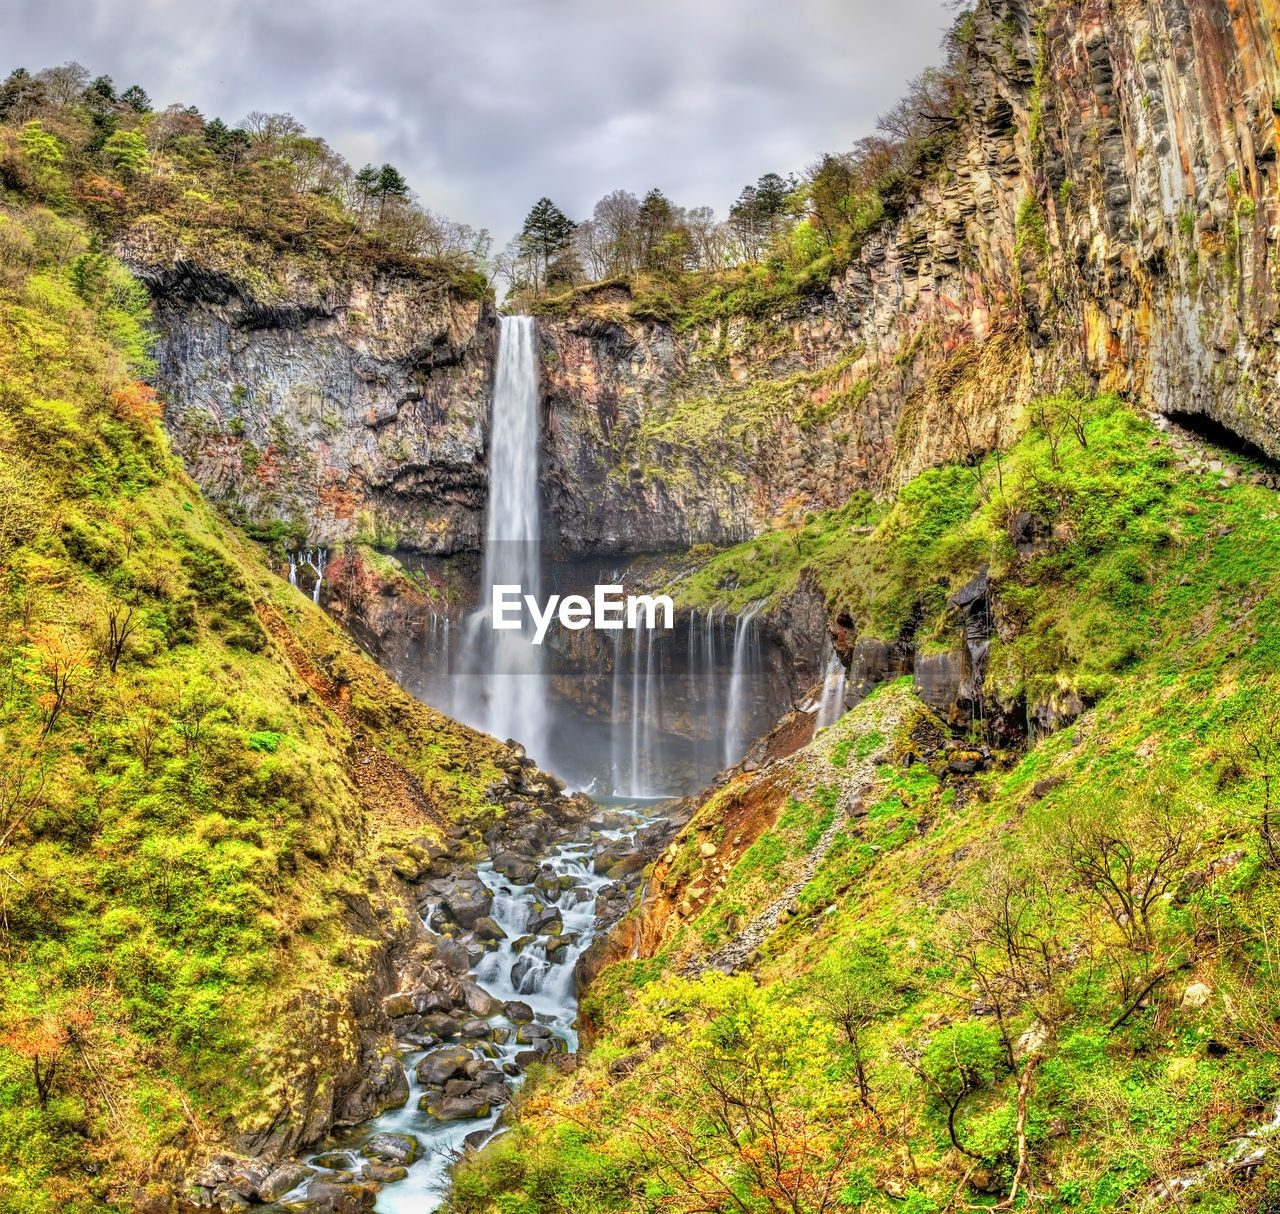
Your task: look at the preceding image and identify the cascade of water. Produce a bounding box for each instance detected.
[629,619,642,795]
[703,606,720,772]
[639,627,657,796]
[610,626,624,795]
[815,651,849,730]
[300,808,654,1213]
[724,601,765,768]
[308,549,327,604]
[286,548,327,602]
[458,316,547,760]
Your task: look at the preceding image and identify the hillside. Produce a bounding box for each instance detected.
[4,1,1280,1212]
[0,197,566,1211]
[449,402,1280,1214]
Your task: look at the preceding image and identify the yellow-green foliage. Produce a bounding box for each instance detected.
[672,396,1275,712]
[616,350,869,494]
[0,203,499,1212]
[453,419,1280,1214]
[0,88,486,302]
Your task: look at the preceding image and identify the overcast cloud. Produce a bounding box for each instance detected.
[5,0,954,243]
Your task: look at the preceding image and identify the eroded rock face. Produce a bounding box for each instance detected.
[537,0,1280,553]
[123,243,497,554]
[132,1,1280,565]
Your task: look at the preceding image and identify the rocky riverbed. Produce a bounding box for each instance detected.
[180,770,683,1214]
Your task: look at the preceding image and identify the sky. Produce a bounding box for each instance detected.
[5,0,955,245]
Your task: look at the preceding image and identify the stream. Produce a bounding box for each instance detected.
[272,798,662,1212]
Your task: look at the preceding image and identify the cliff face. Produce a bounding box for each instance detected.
[538,0,1280,553]
[130,241,497,554]
[138,0,1280,563]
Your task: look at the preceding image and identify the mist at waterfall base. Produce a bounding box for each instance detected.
[379,314,785,797]
[387,596,784,797]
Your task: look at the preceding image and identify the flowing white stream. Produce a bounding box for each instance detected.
[279,811,652,1212]
[724,600,765,767]
[815,651,848,730]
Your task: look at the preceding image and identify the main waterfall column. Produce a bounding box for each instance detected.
[464,315,548,762]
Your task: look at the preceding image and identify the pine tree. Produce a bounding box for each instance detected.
[519,197,575,291]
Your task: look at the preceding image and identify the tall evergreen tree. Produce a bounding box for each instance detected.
[519,197,575,291]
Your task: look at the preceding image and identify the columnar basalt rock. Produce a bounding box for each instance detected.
[537,0,1280,553]
[124,235,498,554]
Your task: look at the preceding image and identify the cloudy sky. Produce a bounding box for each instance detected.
[6,0,954,243]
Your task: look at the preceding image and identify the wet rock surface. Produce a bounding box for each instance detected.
[209,778,682,1212]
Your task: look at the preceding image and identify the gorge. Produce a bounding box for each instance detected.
[6,2,1280,1213]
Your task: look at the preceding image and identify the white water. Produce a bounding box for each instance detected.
[288,548,328,604]
[815,651,848,730]
[457,316,548,761]
[724,601,766,767]
[283,811,652,1212]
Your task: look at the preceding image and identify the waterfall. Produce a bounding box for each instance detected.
[640,628,655,795]
[724,601,765,768]
[815,651,848,730]
[610,626,624,794]
[287,547,327,604]
[629,620,643,795]
[460,316,547,761]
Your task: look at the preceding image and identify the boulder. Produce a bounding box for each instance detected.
[432,938,473,975]
[420,1093,492,1120]
[441,878,493,930]
[420,1014,461,1038]
[367,1053,409,1112]
[416,1045,473,1086]
[381,992,417,1019]
[360,1132,420,1166]
[503,1000,534,1024]
[360,1163,407,1183]
[471,916,508,942]
[605,852,648,881]
[1181,982,1212,1009]
[224,1158,272,1198]
[299,1178,378,1212]
[258,1162,314,1203]
[510,955,545,989]
[312,1152,353,1170]
[463,1127,497,1152]
[492,853,539,884]
[460,982,501,1016]
[525,906,562,934]
[460,1018,493,1039]
[515,1022,551,1044]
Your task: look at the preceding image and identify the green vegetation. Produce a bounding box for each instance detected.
[669,394,1272,715]
[450,454,1280,1210]
[498,14,975,326]
[0,61,490,301]
[0,198,504,1211]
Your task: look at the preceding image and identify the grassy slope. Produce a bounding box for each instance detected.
[0,202,507,1211]
[448,406,1280,1214]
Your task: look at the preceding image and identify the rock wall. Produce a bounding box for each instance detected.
[130,245,497,554]
[538,0,1280,554]
[136,0,1280,566]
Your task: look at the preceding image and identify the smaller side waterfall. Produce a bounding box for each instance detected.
[287,548,328,604]
[815,651,849,730]
[723,601,766,768]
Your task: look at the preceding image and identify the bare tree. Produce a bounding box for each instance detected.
[34,61,89,106]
